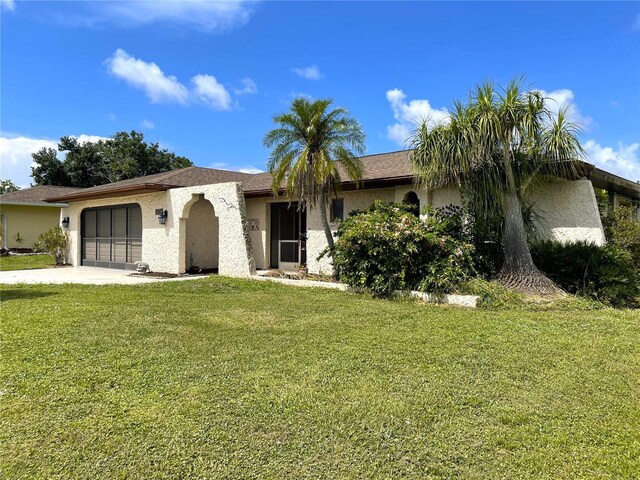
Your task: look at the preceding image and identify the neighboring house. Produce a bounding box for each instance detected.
[0,185,83,250]
[46,151,640,275]
[590,168,640,219]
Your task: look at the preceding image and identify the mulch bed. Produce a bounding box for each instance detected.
[261,270,339,283]
[129,272,181,279]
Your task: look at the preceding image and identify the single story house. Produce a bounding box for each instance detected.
[46,151,640,276]
[0,185,82,250]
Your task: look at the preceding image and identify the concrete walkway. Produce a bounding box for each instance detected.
[0,267,204,285]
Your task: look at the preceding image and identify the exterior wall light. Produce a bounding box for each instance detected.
[61,217,70,229]
[155,209,168,225]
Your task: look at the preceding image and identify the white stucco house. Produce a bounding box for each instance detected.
[46,150,640,276]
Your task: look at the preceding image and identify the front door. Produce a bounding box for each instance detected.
[269,202,306,271]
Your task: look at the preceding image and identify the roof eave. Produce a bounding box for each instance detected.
[243,175,415,198]
[0,201,68,208]
[45,183,178,203]
[590,168,640,200]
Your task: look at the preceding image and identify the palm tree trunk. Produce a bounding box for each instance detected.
[497,191,561,295]
[319,194,334,251]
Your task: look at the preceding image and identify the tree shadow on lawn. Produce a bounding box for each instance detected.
[0,289,58,302]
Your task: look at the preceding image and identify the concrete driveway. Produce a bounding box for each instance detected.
[0,267,202,285]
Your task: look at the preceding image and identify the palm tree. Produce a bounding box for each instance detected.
[410,79,585,295]
[264,98,366,254]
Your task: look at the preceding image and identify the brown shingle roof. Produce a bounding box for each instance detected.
[45,166,256,202]
[241,150,413,195]
[45,151,416,202]
[0,185,83,205]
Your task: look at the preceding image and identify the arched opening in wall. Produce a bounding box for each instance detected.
[403,191,420,217]
[184,196,219,274]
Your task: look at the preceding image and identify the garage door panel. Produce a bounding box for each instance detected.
[128,239,142,263]
[83,239,96,259]
[82,204,142,269]
[112,240,127,263]
[97,210,111,237]
[83,211,96,238]
[97,239,111,261]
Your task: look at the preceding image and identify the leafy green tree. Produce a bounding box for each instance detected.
[102,131,192,182]
[264,98,366,252]
[31,148,71,186]
[411,79,585,295]
[0,179,20,194]
[30,131,193,188]
[59,136,108,188]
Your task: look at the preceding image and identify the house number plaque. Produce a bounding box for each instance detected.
[248,219,260,231]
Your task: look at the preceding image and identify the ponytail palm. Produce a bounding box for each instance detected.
[411,79,585,295]
[264,98,366,252]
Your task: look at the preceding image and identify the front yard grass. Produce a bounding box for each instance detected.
[1,276,639,479]
[0,254,55,271]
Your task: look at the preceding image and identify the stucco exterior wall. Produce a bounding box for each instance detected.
[64,177,606,277]
[430,186,462,210]
[529,179,606,245]
[66,182,255,276]
[245,197,269,269]
[66,190,166,270]
[0,204,63,249]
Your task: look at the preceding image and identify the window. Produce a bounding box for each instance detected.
[330,198,344,222]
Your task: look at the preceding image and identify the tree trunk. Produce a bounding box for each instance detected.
[497,191,562,296]
[319,194,334,250]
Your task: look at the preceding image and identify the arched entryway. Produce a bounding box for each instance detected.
[403,191,420,217]
[184,196,219,273]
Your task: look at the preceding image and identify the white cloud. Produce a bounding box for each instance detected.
[70,0,257,33]
[385,89,450,146]
[0,134,107,188]
[108,113,117,121]
[207,161,263,174]
[141,119,155,130]
[584,140,640,181]
[105,49,251,111]
[0,137,57,188]
[105,49,190,104]
[233,77,257,95]
[291,65,323,80]
[1,0,16,12]
[534,88,592,128]
[238,167,263,174]
[191,74,232,111]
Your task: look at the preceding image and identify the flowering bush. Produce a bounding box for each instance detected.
[331,201,475,297]
[34,227,69,265]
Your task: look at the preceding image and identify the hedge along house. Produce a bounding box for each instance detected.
[47,151,638,276]
[0,185,83,250]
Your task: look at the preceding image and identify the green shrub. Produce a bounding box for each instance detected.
[603,206,640,269]
[331,201,475,297]
[531,240,639,308]
[34,227,69,265]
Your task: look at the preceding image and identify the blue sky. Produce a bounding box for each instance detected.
[1,1,639,188]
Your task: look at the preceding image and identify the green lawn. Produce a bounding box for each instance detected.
[1,277,639,479]
[0,254,55,271]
